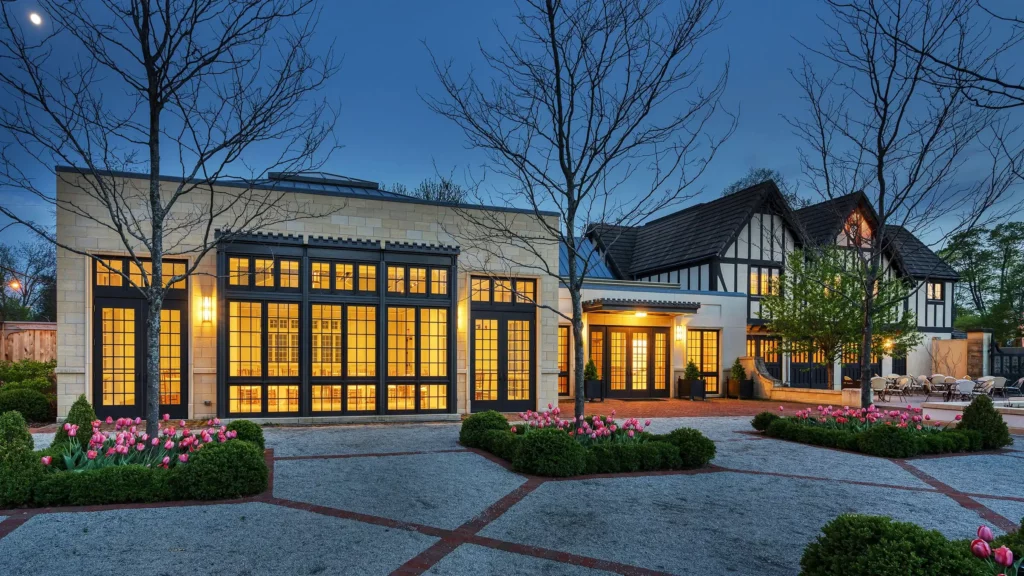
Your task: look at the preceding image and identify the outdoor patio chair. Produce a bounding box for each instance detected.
[944,376,958,385]
[926,374,947,401]
[955,380,976,401]
[912,375,928,392]
[990,377,1007,397]
[870,377,889,403]
[1006,378,1024,397]
[888,376,910,402]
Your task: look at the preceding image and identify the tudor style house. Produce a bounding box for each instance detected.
[557,182,958,400]
[54,168,560,421]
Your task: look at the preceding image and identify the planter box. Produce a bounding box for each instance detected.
[678,378,706,401]
[739,379,754,400]
[727,378,740,399]
[584,379,604,402]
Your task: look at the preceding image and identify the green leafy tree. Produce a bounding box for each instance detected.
[761,246,922,391]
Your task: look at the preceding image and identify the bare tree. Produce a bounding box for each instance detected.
[721,167,809,208]
[424,0,734,417]
[0,239,56,316]
[0,0,339,433]
[787,0,1023,407]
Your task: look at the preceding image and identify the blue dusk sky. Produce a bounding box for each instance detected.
[0,0,1019,246]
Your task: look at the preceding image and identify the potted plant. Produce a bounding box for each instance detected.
[583,359,603,402]
[680,360,705,401]
[727,358,742,399]
[732,359,754,399]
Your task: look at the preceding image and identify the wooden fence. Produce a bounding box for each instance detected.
[1,321,57,362]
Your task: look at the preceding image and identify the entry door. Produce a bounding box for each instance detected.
[605,328,669,398]
[93,299,189,419]
[746,336,781,380]
[686,329,720,394]
[471,312,535,412]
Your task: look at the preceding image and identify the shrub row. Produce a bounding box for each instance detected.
[801,513,1024,576]
[762,416,983,458]
[0,360,57,424]
[0,359,56,385]
[461,411,716,477]
[0,388,50,423]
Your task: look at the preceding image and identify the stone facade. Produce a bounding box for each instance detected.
[55,169,560,419]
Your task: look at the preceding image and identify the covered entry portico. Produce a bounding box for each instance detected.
[581,298,700,399]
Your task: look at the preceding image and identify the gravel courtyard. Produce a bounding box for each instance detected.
[3,417,1022,575]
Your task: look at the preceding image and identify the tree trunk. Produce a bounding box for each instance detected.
[571,287,585,419]
[145,15,164,435]
[825,360,834,394]
[859,275,876,408]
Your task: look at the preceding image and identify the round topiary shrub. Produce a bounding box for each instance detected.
[649,441,683,470]
[958,395,1012,450]
[512,428,586,477]
[800,514,988,576]
[0,388,50,423]
[459,410,509,448]
[181,439,268,500]
[0,449,43,508]
[856,424,919,458]
[751,411,780,432]
[664,427,716,468]
[53,394,96,448]
[226,419,265,450]
[0,410,33,459]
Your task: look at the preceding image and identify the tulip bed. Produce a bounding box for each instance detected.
[0,395,268,509]
[800,514,1024,576]
[751,396,1012,458]
[460,407,716,477]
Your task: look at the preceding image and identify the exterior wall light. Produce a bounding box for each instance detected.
[202,296,213,324]
[675,324,685,342]
[634,311,647,318]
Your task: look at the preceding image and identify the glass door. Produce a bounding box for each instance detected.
[155,302,189,419]
[93,299,142,419]
[687,329,720,394]
[603,327,669,398]
[471,312,535,412]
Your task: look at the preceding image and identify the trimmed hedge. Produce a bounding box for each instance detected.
[459,411,509,448]
[764,417,986,458]
[958,395,1012,450]
[33,465,177,506]
[0,359,56,385]
[53,395,96,448]
[0,410,34,458]
[751,411,780,432]
[800,514,988,576]
[181,439,268,500]
[226,419,266,450]
[0,449,43,507]
[513,427,587,477]
[0,388,50,423]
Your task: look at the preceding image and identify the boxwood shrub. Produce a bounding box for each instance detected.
[958,395,1012,450]
[0,410,34,458]
[459,410,509,448]
[226,419,265,450]
[0,388,50,423]
[751,411,780,432]
[33,465,178,507]
[800,514,988,576]
[0,359,56,385]
[180,439,268,500]
[53,395,96,448]
[513,427,587,477]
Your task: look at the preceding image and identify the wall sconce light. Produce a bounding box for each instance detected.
[202,296,213,324]
[883,338,894,352]
[634,311,647,318]
[675,324,685,342]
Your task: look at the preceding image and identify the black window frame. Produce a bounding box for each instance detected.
[926,281,944,302]
[385,263,451,299]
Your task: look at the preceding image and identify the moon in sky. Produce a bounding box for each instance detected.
[29,12,43,26]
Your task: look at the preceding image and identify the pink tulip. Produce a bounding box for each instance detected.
[978,525,995,542]
[644,419,651,427]
[971,538,992,559]
[68,425,78,437]
[151,437,160,446]
[510,426,517,433]
[227,430,237,439]
[924,414,931,421]
[954,414,962,421]
[136,443,145,451]
[162,456,170,465]
[164,440,174,450]
[162,413,170,421]
[63,422,70,431]
[994,546,1013,567]
[178,454,189,463]
[628,430,634,438]
[86,450,97,460]
[105,416,113,424]
[40,455,52,466]
[778,406,784,412]
[213,418,221,426]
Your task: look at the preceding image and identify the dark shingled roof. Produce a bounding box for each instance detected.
[793,191,870,245]
[884,225,959,281]
[588,181,805,278]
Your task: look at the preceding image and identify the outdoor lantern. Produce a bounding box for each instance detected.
[634,311,647,318]
[202,296,213,323]
[675,324,685,342]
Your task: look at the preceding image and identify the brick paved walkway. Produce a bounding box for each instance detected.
[555,397,813,419]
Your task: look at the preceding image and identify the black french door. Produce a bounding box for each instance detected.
[746,335,781,380]
[686,329,720,394]
[599,327,670,399]
[470,311,535,413]
[93,298,189,420]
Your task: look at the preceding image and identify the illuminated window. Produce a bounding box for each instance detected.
[471,278,490,302]
[311,385,342,412]
[589,330,604,379]
[311,304,342,377]
[229,385,261,413]
[336,263,354,291]
[128,260,186,289]
[610,331,626,391]
[229,301,261,377]
[388,307,416,377]
[255,259,274,287]
[100,307,135,406]
[494,280,512,303]
[128,261,148,287]
[927,282,943,301]
[96,259,124,287]
[654,332,666,390]
[515,280,535,303]
[558,326,569,395]
[420,309,447,377]
[267,303,299,377]
[474,319,498,400]
[358,264,377,292]
[280,260,299,288]
[267,385,299,413]
[347,306,376,377]
[347,384,375,411]
[387,266,405,294]
[229,258,249,286]
[409,267,427,294]
[164,262,187,289]
[749,268,760,296]
[388,384,416,411]
[420,384,447,410]
[431,269,448,295]
[507,319,530,400]
[159,309,182,405]
[311,262,331,290]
